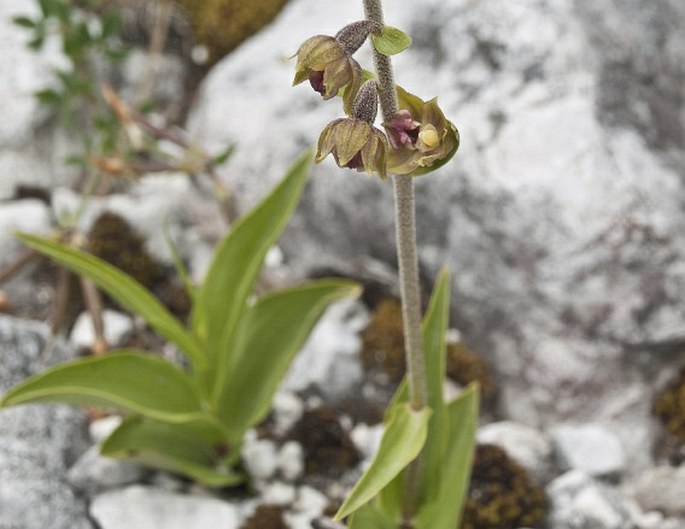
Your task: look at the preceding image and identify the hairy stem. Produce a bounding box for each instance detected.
[364,0,427,524]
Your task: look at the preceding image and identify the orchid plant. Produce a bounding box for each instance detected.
[291,1,478,528]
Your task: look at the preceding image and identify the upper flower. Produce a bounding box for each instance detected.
[383,86,459,176]
[291,21,376,114]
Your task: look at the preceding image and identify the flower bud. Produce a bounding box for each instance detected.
[352,80,378,124]
[335,20,378,56]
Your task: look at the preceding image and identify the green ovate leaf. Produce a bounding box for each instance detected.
[191,150,312,400]
[334,403,431,521]
[13,16,37,29]
[15,233,206,369]
[0,351,206,423]
[217,279,360,440]
[348,504,397,529]
[416,384,479,529]
[102,415,243,487]
[371,26,412,56]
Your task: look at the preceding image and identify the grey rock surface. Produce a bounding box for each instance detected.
[0,1,77,200]
[550,423,626,477]
[0,316,92,529]
[477,420,556,483]
[628,465,685,517]
[90,485,239,529]
[187,0,685,471]
[548,470,631,529]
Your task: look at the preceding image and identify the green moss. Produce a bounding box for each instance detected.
[446,342,497,405]
[87,211,164,290]
[240,505,291,529]
[462,444,547,529]
[654,368,685,444]
[176,0,290,65]
[285,407,360,479]
[360,297,406,383]
[361,297,496,402]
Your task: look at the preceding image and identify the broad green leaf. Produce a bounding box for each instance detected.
[416,384,479,529]
[334,403,431,521]
[216,279,360,438]
[348,504,396,529]
[102,415,243,487]
[0,351,208,424]
[16,233,205,369]
[371,26,412,56]
[191,150,312,398]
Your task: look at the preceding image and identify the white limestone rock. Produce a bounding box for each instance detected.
[69,310,133,351]
[187,0,685,474]
[550,423,627,477]
[477,420,555,483]
[90,485,239,529]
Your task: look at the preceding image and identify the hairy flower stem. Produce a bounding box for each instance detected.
[363,0,427,524]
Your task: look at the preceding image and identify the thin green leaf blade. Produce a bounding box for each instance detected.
[371,26,412,56]
[0,351,206,423]
[334,403,431,521]
[416,384,479,529]
[16,233,205,368]
[102,415,243,487]
[418,268,451,502]
[191,150,312,398]
[217,279,359,437]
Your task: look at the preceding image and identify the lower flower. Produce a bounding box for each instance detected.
[316,118,388,180]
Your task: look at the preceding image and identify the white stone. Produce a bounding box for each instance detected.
[350,423,384,461]
[0,199,52,265]
[284,299,367,400]
[261,481,296,506]
[629,466,685,517]
[278,441,304,482]
[272,391,304,436]
[69,310,133,350]
[293,486,329,516]
[477,420,555,483]
[67,445,145,491]
[550,423,626,477]
[88,416,124,444]
[90,486,238,529]
[548,470,630,529]
[242,435,279,482]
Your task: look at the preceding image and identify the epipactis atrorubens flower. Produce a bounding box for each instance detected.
[291,21,375,112]
[316,80,388,179]
[383,86,460,176]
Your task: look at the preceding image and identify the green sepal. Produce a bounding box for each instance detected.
[371,26,412,56]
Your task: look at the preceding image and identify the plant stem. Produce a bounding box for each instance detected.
[363,0,428,524]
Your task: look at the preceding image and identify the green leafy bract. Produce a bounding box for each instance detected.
[371,26,412,56]
[334,403,431,521]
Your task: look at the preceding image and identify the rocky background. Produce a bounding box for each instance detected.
[1,0,685,528]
